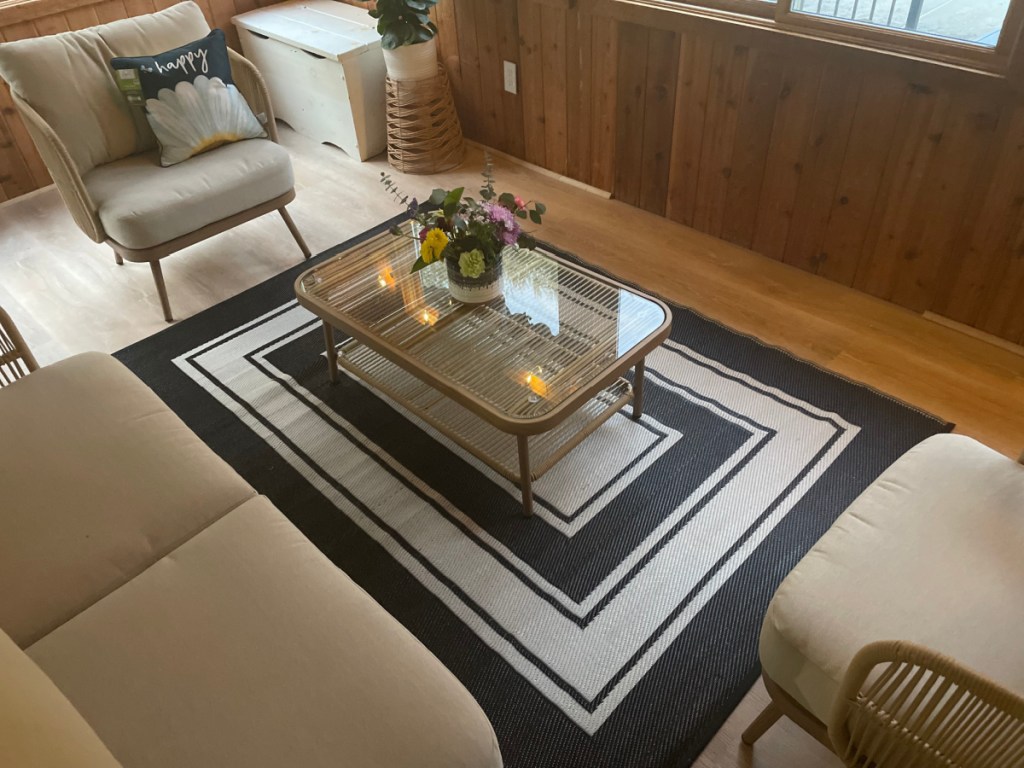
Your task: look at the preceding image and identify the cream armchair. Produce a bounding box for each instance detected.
[0,2,310,322]
[743,434,1024,767]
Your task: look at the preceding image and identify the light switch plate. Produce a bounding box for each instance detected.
[503,60,517,95]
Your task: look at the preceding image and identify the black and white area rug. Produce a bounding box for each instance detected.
[116,216,952,768]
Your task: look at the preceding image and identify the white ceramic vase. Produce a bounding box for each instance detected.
[382,37,439,81]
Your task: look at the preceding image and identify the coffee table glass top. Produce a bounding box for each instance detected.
[296,223,670,422]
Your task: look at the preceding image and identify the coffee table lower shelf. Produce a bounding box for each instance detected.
[335,339,634,515]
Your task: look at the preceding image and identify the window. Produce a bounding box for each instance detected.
[648,0,1023,71]
[788,0,1011,46]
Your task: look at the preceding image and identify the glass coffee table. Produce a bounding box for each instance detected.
[295,223,671,516]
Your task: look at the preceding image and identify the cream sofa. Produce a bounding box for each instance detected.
[0,352,502,768]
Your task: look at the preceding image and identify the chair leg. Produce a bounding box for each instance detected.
[114,251,124,266]
[279,206,311,260]
[149,260,173,323]
[741,701,783,746]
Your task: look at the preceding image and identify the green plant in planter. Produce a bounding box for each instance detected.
[368,0,440,50]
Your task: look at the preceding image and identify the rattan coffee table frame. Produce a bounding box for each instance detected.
[294,241,671,516]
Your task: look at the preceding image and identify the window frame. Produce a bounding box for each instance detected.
[626,0,1024,75]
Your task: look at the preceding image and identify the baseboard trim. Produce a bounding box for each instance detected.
[465,140,613,200]
[923,312,1024,358]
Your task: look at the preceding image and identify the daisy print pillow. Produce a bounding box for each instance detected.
[111,29,266,166]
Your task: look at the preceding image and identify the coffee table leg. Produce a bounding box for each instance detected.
[632,358,646,420]
[323,321,339,384]
[517,434,534,518]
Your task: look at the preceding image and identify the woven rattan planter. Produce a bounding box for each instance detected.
[385,66,464,174]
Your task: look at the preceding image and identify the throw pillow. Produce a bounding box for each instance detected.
[111,29,266,167]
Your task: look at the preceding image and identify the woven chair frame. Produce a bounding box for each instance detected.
[0,306,39,387]
[829,640,1024,768]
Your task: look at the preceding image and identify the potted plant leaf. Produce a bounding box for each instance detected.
[368,0,441,81]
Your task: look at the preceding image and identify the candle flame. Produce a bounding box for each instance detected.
[377,268,395,289]
[524,371,548,398]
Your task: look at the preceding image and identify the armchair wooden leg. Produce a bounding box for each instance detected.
[150,260,173,323]
[741,701,782,746]
[114,252,123,266]
[279,207,311,260]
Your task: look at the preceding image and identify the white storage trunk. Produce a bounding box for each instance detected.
[233,0,386,161]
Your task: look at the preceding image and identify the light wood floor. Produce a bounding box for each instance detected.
[2,127,1021,768]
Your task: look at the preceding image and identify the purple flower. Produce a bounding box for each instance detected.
[483,202,521,246]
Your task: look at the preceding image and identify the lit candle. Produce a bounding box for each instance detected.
[524,371,548,398]
[418,308,439,326]
[377,268,395,289]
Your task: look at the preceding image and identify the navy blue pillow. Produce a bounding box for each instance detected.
[111,29,266,166]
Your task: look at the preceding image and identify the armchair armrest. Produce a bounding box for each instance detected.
[228,49,279,143]
[0,304,39,386]
[829,640,1024,767]
[11,93,103,243]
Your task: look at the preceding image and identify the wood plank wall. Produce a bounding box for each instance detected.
[0,0,370,203]
[435,0,1024,345]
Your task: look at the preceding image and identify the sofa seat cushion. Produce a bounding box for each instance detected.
[84,139,293,250]
[760,434,1024,723]
[0,352,255,647]
[0,629,122,768]
[27,497,503,768]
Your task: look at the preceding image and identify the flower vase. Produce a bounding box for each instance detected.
[445,251,503,303]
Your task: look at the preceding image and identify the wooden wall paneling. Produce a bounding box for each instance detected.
[749,64,821,261]
[124,0,157,15]
[718,48,783,248]
[62,4,101,28]
[853,84,950,300]
[814,76,907,286]
[933,106,1024,328]
[494,0,524,160]
[452,0,483,143]
[32,11,71,35]
[471,0,506,152]
[433,0,460,83]
[588,12,617,191]
[204,0,237,46]
[92,0,130,23]
[231,0,261,21]
[565,7,593,184]
[888,91,1000,311]
[691,41,747,234]
[539,3,568,175]
[780,63,860,274]
[984,217,1024,343]
[516,0,545,166]
[613,22,649,208]
[0,22,51,193]
[637,27,680,215]
[664,32,712,227]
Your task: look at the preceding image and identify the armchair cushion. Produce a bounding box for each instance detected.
[0,1,210,173]
[84,138,294,250]
[759,434,1024,723]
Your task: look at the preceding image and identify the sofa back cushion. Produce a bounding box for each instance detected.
[0,1,210,173]
[0,628,122,768]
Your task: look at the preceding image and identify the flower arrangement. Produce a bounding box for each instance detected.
[380,156,547,280]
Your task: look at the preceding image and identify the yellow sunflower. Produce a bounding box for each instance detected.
[421,228,449,264]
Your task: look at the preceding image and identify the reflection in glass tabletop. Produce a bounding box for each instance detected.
[297,225,669,423]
